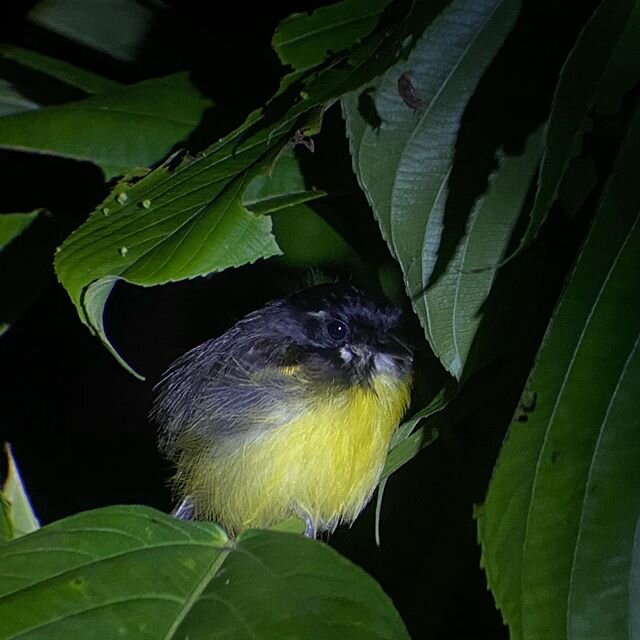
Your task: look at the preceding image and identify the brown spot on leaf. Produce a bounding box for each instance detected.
[398,72,424,111]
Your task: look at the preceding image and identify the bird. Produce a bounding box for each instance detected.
[150,283,413,538]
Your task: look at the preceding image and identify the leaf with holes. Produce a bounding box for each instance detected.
[478,106,640,640]
[54,0,452,377]
[54,130,283,378]
[0,505,409,639]
[272,0,392,71]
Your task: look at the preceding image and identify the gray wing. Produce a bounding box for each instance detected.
[150,330,308,454]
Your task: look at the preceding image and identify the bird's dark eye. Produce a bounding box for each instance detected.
[327,319,349,341]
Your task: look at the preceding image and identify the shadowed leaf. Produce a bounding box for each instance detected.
[343,0,522,378]
[273,0,392,71]
[0,45,121,95]
[478,105,640,640]
[514,0,639,254]
[0,211,40,252]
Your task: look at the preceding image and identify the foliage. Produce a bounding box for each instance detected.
[0,505,408,639]
[1,0,639,638]
[478,107,640,639]
[342,0,534,379]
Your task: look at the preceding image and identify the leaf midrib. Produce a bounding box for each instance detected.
[0,540,220,601]
[163,545,231,640]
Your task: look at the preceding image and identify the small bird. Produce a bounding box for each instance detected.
[151,284,413,537]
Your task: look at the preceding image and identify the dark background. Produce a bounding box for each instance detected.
[0,1,598,638]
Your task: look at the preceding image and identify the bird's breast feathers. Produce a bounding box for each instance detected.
[178,371,411,533]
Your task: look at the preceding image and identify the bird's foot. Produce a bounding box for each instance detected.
[171,496,195,520]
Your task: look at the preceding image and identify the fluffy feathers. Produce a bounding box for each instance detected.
[151,284,413,535]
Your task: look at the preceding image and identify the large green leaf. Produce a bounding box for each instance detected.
[0,444,39,543]
[343,0,522,378]
[0,72,211,179]
[54,0,451,377]
[515,0,639,253]
[241,151,358,270]
[477,106,640,640]
[0,505,409,639]
[54,136,282,378]
[272,0,392,72]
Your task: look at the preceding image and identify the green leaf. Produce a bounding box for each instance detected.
[0,45,121,95]
[0,72,212,179]
[28,0,168,64]
[55,144,281,378]
[242,149,359,268]
[388,387,450,451]
[0,498,9,543]
[242,149,326,215]
[273,0,392,71]
[375,389,451,545]
[272,203,361,269]
[1,444,40,542]
[54,0,450,376]
[382,386,454,482]
[478,106,640,640]
[515,0,639,253]
[595,0,640,115]
[382,425,439,483]
[420,128,543,379]
[343,0,522,378]
[0,505,409,639]
[0,211,40,252]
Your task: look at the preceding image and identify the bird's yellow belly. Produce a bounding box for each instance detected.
[185,374,411,534]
